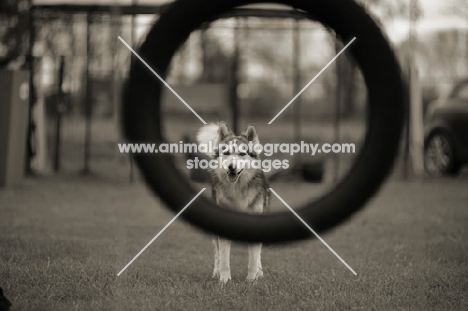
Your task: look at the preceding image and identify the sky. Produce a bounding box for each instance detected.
[34,0,468,43]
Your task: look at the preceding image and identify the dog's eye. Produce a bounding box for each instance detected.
[223,151,230,155]
[239,153,246,156]
[249,153,257,158]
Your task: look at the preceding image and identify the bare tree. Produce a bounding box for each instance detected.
[358,0,412,20]
[447,0,468,19]
[445,0,468,79]
[335,0,422,117]
[0,0,31,69]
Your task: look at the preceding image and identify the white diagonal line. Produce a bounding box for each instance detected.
[117,188,206,276]
[269,188,357,275]
[118,36,207,125]
[268,37,356,124]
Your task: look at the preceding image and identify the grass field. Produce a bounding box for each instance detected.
[1,174,468,310]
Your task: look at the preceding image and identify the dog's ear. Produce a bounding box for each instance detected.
[218,122,232,141]
[243,124,258,142]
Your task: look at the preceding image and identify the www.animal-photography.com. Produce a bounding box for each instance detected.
[1,0,468,310]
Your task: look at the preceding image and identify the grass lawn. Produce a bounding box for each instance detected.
[1,174,468,310]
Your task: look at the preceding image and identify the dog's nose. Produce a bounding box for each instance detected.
[228,164,235,171]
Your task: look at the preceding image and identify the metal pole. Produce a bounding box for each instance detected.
[83,13,92,174]
[128,0,137,183]
[53,56,65,171]
[230,18,240,134]
[293,17,302,166]
[26,5,35,175]
[334,36,342,183]
[407,0,424,178]
[402,0,419,179]
[130,0,137,64]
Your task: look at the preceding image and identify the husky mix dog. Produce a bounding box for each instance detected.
[196,122,270,283]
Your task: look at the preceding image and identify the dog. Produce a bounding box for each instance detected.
[196,122,270,283]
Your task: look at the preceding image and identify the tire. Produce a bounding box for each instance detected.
[425,132,461,177]
[123,0,406,243]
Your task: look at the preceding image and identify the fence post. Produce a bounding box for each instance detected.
[53,56,65,171]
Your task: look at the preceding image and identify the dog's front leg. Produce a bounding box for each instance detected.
[247,201,264,282]
[247,243,262,281]
[218,238,231,283]
[212,237,220,278]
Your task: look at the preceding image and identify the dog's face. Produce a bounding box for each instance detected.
[214,122,261,183]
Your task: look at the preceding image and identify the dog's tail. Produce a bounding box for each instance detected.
[196,123,219,157]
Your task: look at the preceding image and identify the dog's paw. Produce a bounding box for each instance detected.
[245,275,257,283]
[246,270,263,283]
[257,268,264,278]
[246,273,259,282]
[219,272,231,284]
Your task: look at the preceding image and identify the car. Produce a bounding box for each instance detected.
[424,78,468,176]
